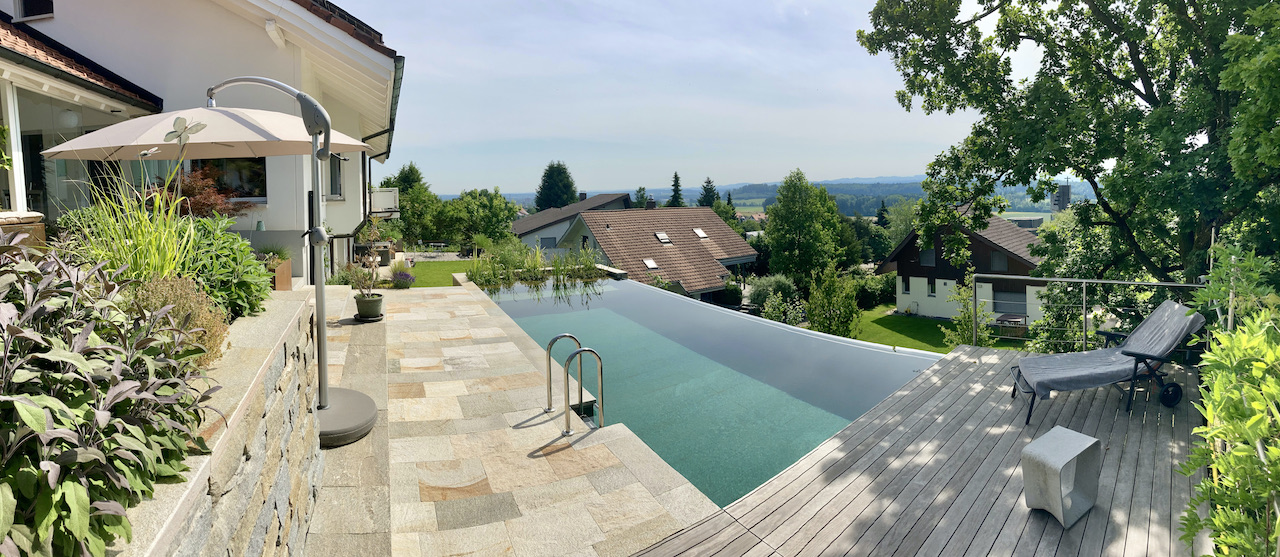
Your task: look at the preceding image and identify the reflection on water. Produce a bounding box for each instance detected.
[481,278,604,309]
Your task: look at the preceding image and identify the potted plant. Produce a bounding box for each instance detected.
[258,245,292,291]
[352,252,384,322]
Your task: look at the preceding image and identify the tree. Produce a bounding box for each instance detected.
[875,200,889,228]
[858,0,1276,284]
[697,177,719,207]
[535,161,577,211]
[884,198,917,250]
[711,200,743,235]
[398,183,442,245]
[806,264,864,338]
[763,169,844,289]
[941,267,995,350]
[380,162,425,193]
[726,192,734,209]
[665,172,684,207]
[633,186,650,207]
[439,188,519,246]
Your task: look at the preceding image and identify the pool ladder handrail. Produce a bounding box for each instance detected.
[545,333,582,413]
[562,348,603,437]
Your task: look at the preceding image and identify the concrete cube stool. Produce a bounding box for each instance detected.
[1022,426,1102,528]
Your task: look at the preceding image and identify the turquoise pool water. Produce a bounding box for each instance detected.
[492,280,939,506]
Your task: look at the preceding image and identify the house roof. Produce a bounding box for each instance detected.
[579,207,757,294]
[512,193,631,236]
[288,0,397,57]
[0,11,161,112]
[879,212,1043,273]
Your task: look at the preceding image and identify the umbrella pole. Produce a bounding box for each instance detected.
[205,75,377,448]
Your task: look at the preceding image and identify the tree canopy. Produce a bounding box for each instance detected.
[697,177,720,207]
[380,162,425,193]
[763,169,844,288]
[438,188,519,246]
[535,161,577,211]
[633,186,650,207]
[858,0,1277,282]
[665,172,685,207]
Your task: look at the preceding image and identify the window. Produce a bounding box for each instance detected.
[191,158,267,201]
[692,228,707,238]
[991,251,1008,272]
[655,232,671,244]
[927,278,937,297]
[328,156,342,199]
[643,258,658,269]
[14,0,53,20]
[919,248,936,267]
[581,235,589,249]
[902,276,910,294]
[540,237,556,249]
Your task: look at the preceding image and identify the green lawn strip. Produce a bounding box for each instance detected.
[409,260,473,287]
[855,304,1026,353]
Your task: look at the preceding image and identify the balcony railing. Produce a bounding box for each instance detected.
[369,187,400,217]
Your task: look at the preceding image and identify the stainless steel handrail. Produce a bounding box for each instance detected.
[562,348,603,437]
[545,333,581,413]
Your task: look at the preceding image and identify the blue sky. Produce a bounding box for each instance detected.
[343,1,980,194]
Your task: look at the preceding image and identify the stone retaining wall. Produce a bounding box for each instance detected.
[109,292,324,557]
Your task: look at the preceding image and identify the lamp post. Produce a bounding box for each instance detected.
[207,76,377,448]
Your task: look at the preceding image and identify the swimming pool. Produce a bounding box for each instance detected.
[491,280,940,506]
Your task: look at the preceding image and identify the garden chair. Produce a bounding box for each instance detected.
[1010,300,1205,424]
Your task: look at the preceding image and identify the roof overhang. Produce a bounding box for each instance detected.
[213,0,400,160]
[0,54,156,116]
[718,254,757,267]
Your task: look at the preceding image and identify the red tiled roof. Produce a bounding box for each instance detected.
[512,193,631,236]
[580,207,757,293]
[0,14,160,110]
[289,0,397,57]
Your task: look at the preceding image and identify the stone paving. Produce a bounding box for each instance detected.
[306,285,719,556]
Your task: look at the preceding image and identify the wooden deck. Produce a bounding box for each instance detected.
[636,345,1210,557]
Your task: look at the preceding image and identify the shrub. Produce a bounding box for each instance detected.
[856,271,897,309]
[183,215,273,320]
[806,265,863,338]
[327,263,358,286]
[391,271,416,289]
[748,274,798,308]
[942,268,995,350]
[130,277,230,368]
[713,280,744,306]
[173,166,255,218]
[0,233,217,556]
[761,291,805,325]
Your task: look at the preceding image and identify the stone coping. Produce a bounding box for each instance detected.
[0,210,42,225]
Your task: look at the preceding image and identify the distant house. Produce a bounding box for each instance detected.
[877,214,1045,321]
[512,193,630,250]
[559,207,756,297]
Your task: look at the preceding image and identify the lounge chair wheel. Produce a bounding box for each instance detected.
[1159,383,1182,408]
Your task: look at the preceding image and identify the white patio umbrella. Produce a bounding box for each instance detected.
[40,76,378,448]
[41,106,370,161]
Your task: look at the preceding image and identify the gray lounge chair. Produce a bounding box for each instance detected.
[1011,300,1205,424]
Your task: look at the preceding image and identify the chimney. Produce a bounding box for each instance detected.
[645,200,657,210]
[579,192,588,202]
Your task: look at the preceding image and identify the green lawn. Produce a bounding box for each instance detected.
[855,304,1026,353]
[410,260,473,287]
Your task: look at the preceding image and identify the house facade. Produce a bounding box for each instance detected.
[0,0,402,278]
[558,206,756,297]
[877,214,1046,321]
[511,193,630,252]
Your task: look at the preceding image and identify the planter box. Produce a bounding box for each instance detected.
[272,258,292,291]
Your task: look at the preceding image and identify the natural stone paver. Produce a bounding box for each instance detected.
[310,285,718,556]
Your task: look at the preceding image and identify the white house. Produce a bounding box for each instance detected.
[511,193,631,252]
[0,0,403,280]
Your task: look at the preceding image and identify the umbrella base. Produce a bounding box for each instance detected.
[318,387,378,448]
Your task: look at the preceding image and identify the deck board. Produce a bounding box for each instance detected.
[636,345,1203,557]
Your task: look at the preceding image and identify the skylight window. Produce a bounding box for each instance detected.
[655,232,671,244]
[643,258,659,269]
[693,228,707,238]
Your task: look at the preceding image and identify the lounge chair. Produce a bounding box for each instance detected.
[1011,300,1205,424]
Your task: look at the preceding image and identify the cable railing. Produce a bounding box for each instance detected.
[970,274,1204,350]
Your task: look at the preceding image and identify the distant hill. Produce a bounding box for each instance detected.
[726,180,1096,217]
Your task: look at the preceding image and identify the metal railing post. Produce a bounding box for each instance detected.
[545,333,581,413]
[1081,282,1088,351]
[561,348,602,437]
[972,277,979,346]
